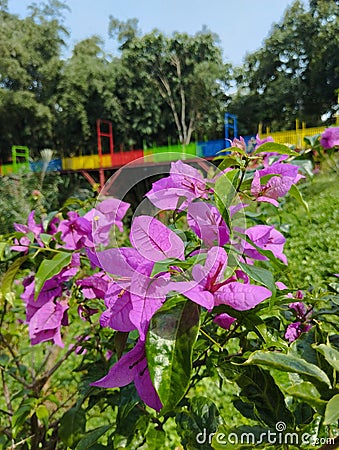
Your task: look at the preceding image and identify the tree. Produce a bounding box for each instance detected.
[0,1,68,160]
[55,37,122,156]
[109,19,232,146]
[230,0,339,133]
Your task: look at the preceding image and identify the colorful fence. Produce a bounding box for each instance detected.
[260,126,326,148]
[0,124,332,176]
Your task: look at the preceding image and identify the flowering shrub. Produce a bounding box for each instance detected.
[0,137,338,449]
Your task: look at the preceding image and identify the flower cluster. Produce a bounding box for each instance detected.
[12,138,308,411]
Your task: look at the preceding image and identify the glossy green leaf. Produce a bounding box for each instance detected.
[253,142,299,156]
[75,425,112,450]
[36,404,49,428]
[214,169,241,229]
[286,382,326,410]
[146,296,200,410]
[324,394,339,425]
[34,251,72,300]
[151,257,177,276]
[289,184,309,214]
[215,156,240,171]
[312,343,339,372]
[235,365,294,428]
[238,261,276,294]
[245,350,331,387]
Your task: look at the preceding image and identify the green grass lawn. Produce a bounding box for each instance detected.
[282,173,339,290]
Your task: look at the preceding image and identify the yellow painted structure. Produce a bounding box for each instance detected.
[258,121,326,148]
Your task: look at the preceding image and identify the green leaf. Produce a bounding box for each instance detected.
[253,142,299,156]
[0,242,8,260]
[289,184,309,214]
[176,397,220,450]
[286,380,320,400]
[34,251,72,300]
[235,365,294,428]
[238,261,276,294]
[245,350,332,387]
[35,404,49,428]
[312,343,339,372]
[286,382,326,411]
[146,296,200,410]
[75,425,112,450]
[324,394,339,425]
[145,427,166,448]
[59,406,86,448]
[12,398,38,438]
[214,169,241,229]
[215,156,240,171]
[39,233,53,246]
[151,257,177,276]
[1,255,28,298]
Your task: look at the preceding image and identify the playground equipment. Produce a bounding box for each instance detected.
[0,115,328,188]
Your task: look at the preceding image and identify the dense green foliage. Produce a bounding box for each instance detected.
[0,0,338,159]
[229,0,339,134]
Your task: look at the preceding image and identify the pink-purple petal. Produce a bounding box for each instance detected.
[215,282,271,311]
[130,216,184,262]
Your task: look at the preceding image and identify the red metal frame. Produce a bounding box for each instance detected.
[96,119,114,188]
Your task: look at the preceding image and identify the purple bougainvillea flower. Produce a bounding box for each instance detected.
[284,301,313,342]
[289,301,307,317]
[57,211,93,250]
[243,225,287,264]
[90,217,182,338]
[170,246,271,312]
[100,282,135,332]
[91,339,162,411]
[84,198,130,246]
[12,210,43,253]
[320,127,339,149]
[251,162,304,206]
[98,260,168,339]
[285,322,312,343]
[230,136,246,152]
[187,202,230,247]
[76,272,110,299]
[130,216,185,262]
[276,281,289,290]
[29,299,69,347]
[146,160,211,210]
[22,276,64,322]
[21,255,79,346]
[128,270,169,339]
[254,134,274,149]
[213,313,236,330]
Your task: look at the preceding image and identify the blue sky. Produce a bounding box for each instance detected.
[8,0,302,65]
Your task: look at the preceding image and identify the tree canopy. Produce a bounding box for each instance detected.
[229,0,339,134]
